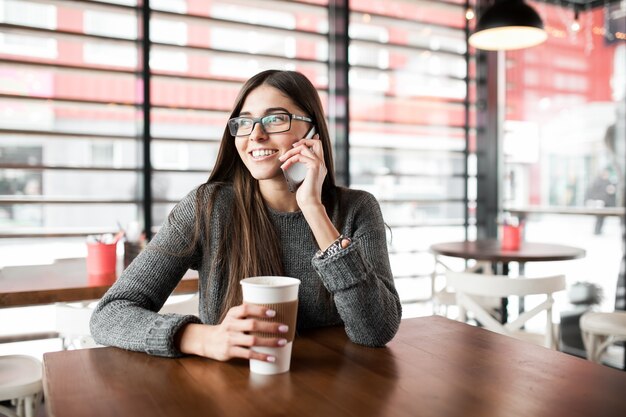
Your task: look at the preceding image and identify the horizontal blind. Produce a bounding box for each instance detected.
[0,0,330,267]
[347,0,475,287]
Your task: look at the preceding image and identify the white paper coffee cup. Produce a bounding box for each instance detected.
[240,276,300,375]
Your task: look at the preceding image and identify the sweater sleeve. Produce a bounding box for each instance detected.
[90,189,203,357]
[311,192,402,347]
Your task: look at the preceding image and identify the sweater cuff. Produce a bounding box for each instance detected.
[145,314,202,358]
[312,241,369,293]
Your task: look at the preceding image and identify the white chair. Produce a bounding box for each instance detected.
[580,311,626,365]
[446,271,566,349]
[158,293,199,315]
[0,355,42,417]
[54,293,199,350]
[56,302,99,350]
[431,258,494,317]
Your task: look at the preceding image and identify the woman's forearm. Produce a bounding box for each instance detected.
[301,203,341,251]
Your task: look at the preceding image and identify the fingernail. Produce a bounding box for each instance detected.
[266,310,276,317]
[267,356,276,363]
[278,339,287,346]
[292,143,298,147]
[278,325,289,333]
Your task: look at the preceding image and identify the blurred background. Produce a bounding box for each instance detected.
[0,0,624,356]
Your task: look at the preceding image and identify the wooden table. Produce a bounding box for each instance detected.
[430,240,586,322]
[0,258,198,308]
[430,239,586,264]
[42,316,626,417]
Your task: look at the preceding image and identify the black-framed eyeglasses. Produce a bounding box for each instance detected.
[227,113,313,137]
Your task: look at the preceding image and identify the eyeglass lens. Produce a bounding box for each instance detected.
[230,114,291,136]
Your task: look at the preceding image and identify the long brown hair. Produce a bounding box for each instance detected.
[191,70,337,320]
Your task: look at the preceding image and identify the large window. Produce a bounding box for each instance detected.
[0,0,330,266]
[0,0,475,311]
[348,0,474,305]
[0,0,143,265]
[503,1,625,310]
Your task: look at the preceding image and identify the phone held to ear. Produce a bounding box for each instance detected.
[283,127,316,193]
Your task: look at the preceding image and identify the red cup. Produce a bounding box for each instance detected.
[86,242,118,285]
[501,224,522,251]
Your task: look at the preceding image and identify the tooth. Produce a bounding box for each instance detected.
[252,150,276,158]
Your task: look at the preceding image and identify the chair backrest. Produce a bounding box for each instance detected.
[445,272,566,349]
[446,272,566,297]
[55,293,200,350]
[56,302,99,349]
[158,293,199,315]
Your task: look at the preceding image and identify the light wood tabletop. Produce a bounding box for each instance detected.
[43,316,626,417]
[0,258,198,307]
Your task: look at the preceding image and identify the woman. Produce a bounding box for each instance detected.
[90,70,401,363]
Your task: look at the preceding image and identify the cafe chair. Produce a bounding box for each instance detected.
[54,293,199,350]
[0,355,43,417]
[431,258,494,317]
[580,311,626,365]
[158,293,199,316]
[446,272,566,349]
[56,302,100,350]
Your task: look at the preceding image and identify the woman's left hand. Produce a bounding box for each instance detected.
[279,134,327,210]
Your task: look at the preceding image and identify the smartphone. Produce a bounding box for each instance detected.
[283,126,316,193]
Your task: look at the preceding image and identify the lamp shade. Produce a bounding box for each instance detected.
[469,0,548,51]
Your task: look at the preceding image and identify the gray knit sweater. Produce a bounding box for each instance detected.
[90,184,401,357]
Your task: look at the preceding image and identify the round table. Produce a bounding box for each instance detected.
[430,239,586,322]
[430,240,586,264]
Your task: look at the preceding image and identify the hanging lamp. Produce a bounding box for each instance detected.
[469,0,548,51]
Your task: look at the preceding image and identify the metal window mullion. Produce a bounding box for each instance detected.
[0,164,140,172]
[349,3,467,29]
[151,40,328,64]
[151,137,220,144]
[349,89,466,105]
[0,198,141,204]
[352,146,466,155]
[378,198,467,204]
[0,59,138,76]
[151,8,328,38]
[0,22,139,44]
[0,129,136,141]
[356,172,467,179]
[350,38,465,58]
[151,72,330,91]
[0,230,119,239]
[0,93,140,107]
[386,222,468,228]
[141,1,152,240]
[329,0,350,187]
[55,0,138,13]
[350,119,468,130]
[464,0,471,242]
[349,64,468,82]
[474,0,501,240]
[0,164,208,174]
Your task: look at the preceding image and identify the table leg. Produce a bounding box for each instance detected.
[519,262,526,316]
[501,262,509,324]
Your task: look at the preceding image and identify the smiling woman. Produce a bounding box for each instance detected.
[89,70,402,364]
[232,86,317,191]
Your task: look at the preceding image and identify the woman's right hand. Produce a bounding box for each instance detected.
[176,303,289,362]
